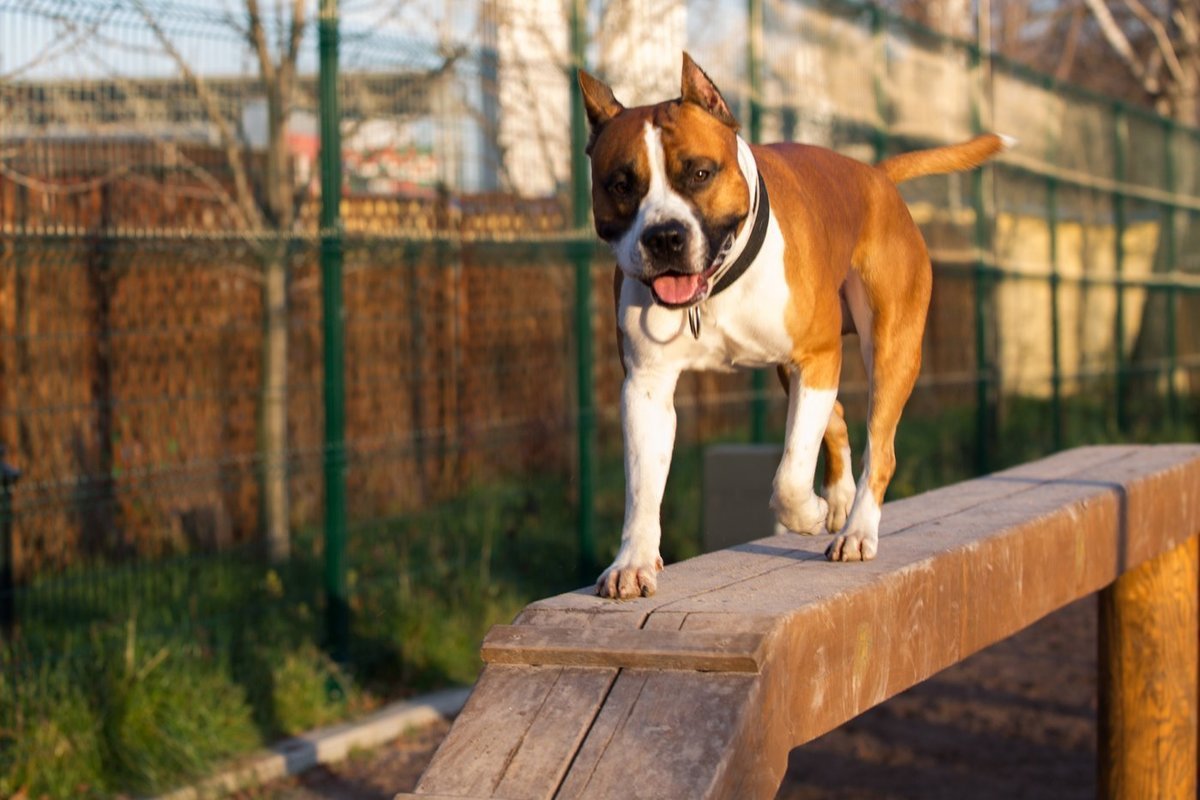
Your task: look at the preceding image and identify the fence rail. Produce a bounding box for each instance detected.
[0,0,1199,795]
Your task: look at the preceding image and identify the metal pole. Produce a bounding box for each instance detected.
[1048,176,1063,451]
[870,5,887,161]
[569,0,596,579]
[969,42,992,474]
[747,0,768,443]
[319,0,348,663]
[0,445,20,639]
[1113,106,1129,433]
[1039,73,1064,452]
[1163,117,1181,428]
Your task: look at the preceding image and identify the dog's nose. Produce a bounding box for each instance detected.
[641,221,687,260]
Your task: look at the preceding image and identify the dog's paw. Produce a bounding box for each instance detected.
[771,492,828,536]
[825,531,877,562]
[822,480,857,533]
[596,554,664,600]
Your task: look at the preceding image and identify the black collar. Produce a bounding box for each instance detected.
[709,170,769,298]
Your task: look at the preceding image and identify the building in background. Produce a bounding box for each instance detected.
[482,0,685,197]
[597,0,685,107]
[484,0,571,197]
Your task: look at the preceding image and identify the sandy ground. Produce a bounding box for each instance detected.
[245,597,1097,799]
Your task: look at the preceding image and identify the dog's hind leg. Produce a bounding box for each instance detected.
[827,249,930,561]
[821,401,856,533]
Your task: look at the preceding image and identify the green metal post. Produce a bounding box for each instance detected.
[1113,106,1129,432]
[969,44,992,474]
[747,0,768,443]
[1048,176,1063,450]
[319,0,348,662]
[1163,117,1181,427]
[870,5,888,161]
[569,0,596,579]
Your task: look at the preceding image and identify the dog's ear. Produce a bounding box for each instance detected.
[579,70,624,148]
[680,52,739,131]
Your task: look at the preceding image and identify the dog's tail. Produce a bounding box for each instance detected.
[878,133,1013,185]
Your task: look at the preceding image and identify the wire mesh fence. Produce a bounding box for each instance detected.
[1,0,1198,794]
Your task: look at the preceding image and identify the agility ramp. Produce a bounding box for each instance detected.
[397,445,1200,800]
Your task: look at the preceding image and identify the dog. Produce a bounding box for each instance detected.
[579,54,1007,599]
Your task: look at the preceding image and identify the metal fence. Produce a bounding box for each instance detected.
[1,0,1198,793]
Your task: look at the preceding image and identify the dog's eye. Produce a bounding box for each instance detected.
[606,175,631,197]
[688,163,717,187]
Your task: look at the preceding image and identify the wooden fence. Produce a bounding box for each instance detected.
[398,444,1200,799]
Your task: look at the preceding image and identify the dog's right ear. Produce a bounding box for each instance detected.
[578,70,624,151]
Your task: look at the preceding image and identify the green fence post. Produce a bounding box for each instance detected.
[569,0,596,580]
[747,0,768,443]
[1048,176,1063,451]
[969,42,992,474]
[319,0,348,663]
[1113,105,1129,433]
[1163,117,1181,428]
[870,4,887,161]
[0,445,20,639]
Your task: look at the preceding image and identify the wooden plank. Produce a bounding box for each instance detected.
[480,625,766,673]
[412,665,566,797]
[553,669,651,798]
[566,670,760,800]
[513,605,648,629]
[491,667,618,800]
[1099,536,1199,800]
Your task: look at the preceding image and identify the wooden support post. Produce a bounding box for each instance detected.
[1099,535,1199,800]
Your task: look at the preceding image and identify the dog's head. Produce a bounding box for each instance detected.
[579,54,753,308]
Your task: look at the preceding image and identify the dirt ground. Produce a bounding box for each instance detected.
[245,597,1097,799]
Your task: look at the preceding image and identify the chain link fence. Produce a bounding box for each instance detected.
[0,0,1198,794]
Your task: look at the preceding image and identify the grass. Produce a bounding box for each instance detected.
[1,393,1195,796]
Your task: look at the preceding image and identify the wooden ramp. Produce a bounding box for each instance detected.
[397,445,1200,799]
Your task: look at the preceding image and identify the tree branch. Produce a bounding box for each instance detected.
[1080,0,1164,96]
[1055,5,1085,81]
[245,0,278,86]
[1122,0,1186,85]
[131,0,265,230]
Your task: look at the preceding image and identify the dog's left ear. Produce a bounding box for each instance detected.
[680,52,739,131]
[579,70,625,153]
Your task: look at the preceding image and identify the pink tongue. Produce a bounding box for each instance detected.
[652,273,704,305]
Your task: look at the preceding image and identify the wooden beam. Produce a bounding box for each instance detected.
[398,445,1200,800]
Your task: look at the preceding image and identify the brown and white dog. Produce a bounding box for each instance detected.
[580,54,1007,599]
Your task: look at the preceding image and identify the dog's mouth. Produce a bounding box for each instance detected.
[650,270,711,308]
[647,234,733,308]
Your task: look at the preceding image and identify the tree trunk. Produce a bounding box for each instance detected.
[262,78,293,563]
[262,242,290,562]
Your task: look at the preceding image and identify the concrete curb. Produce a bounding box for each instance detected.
[152,686,470,800]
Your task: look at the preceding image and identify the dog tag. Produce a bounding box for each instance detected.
[688,306,702,339]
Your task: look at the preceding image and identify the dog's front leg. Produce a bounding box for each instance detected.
[597,367,680,599]
[771,366,839,535]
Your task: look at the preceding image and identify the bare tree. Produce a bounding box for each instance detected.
[135,0,307,562]
[1077,0,1200,122]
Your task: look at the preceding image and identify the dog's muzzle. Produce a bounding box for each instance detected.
[644,229,735,309]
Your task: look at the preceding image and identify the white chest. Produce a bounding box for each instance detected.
[618,219,794,373]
